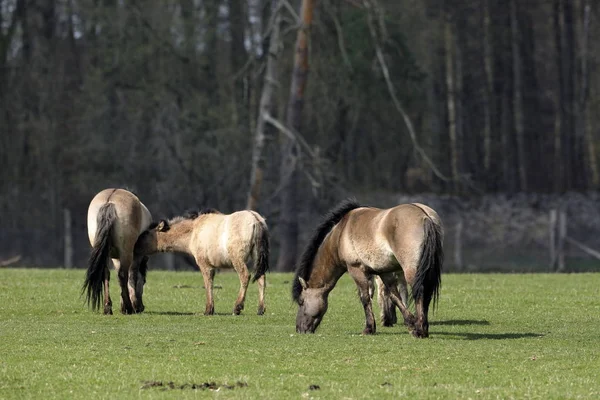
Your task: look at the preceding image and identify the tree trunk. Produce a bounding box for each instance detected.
[247,0,281,211]
[578,0,598,187]
[553,0,565,192]
[510,0,527,191]
[444,11,459,193]
[229,0,248,127]
[275,0,314,272]
[481,0,494,176]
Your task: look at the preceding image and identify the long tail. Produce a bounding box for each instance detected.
[412,216,444,310]
[82,203,117,311]
[251,218,270,283]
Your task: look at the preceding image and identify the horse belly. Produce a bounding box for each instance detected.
[362,250,399,274]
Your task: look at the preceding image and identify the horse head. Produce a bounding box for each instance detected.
[295,277,329,334]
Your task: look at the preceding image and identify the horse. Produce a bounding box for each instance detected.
[134,208,270,316]
[292,199,443,338]
[82,188,153,315]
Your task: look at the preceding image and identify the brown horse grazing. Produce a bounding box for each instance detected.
[292,199,443,338]
[134,208,270,315]
[83,188,153,315]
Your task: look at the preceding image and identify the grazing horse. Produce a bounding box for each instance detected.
[83,188,153,315]
[134,208,270,315]
[293,199,443,338]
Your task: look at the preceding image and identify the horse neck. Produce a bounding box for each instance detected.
[307,228,345,293]
[156,220,194,254]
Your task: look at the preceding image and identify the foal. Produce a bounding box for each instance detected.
[135,209,269,315]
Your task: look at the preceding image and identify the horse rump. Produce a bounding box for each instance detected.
[251,219,270,282]
[82,203,117,311]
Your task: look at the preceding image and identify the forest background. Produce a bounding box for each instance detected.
[1,0,599,272]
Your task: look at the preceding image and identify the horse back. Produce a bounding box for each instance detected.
[338,205,433,276]
[87,188,152,257]
[193,210,264,267]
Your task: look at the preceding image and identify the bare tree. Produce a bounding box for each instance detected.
[247,0,282,211]
[276,0,315,272]
[511,0,527,191]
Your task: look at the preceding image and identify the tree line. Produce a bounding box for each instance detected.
[1,0,598,269]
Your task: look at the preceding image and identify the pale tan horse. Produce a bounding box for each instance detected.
[134,208,270,315]
[293,199,443,338]
[83,188,152,315]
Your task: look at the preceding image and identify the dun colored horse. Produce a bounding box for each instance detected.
[134,208,269,315]
[83,188,153,315]
[293,199,443,338]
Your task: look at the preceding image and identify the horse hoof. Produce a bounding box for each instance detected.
[362,328,376,335]
[204,309,214,316]
[257,307,265,316]
[233,304,244,315]
[410,328,428,339]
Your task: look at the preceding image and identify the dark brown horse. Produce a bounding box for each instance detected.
[293,199,443,338]
[135,208,270,315]
[83,188,153,314]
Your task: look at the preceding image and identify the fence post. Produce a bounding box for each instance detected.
[557,209,567,272]
[549,209,557,270]
[63,208,73,269]
[454,218,463,271]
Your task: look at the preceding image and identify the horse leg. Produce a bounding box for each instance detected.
[414,296,431,338]
[127,255,142,313]
[197,261,215,315]
[135,256,149,313]
[379,273,417,331]
[256,273,266,316]
[232,259,250,315]
[114,258,134,314]
[347,265,376,335]
[103,263,113,315]
[397,272,409,308]
[375,275,397,327]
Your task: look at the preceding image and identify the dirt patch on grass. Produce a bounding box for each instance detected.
[172,284,222,289]
[140,380,248,391]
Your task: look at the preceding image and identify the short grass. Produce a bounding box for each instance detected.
[1,269,600,399]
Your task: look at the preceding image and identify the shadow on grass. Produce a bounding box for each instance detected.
[145,311,235,316]
[145,311,196,316]
[431,319,490,326]
[434,331,544,340]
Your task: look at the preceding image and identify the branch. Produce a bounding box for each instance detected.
[363,0,449,182]
[324,1,353,72]
[280,0,301,25]
[0,255,21,267]
[264,111,317,160]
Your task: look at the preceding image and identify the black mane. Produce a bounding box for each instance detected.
[291,198,362,303]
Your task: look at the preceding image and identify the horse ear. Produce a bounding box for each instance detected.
[299,277,308,290]
[157,220,169,232]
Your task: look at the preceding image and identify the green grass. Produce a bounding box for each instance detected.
[1,269,600,399]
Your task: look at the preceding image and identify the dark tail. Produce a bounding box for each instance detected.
[82,203,116,311]
[412,217,444,311]
[251,219,270,282]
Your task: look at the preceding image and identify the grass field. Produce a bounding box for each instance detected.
[1,268,600,399]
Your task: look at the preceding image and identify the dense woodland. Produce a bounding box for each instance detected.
[1,0,599,270]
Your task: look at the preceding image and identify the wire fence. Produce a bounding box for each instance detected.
[2,192,600,272]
